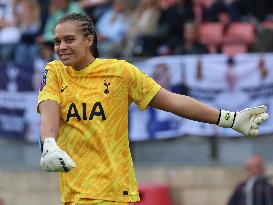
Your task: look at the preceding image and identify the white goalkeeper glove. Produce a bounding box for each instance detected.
[217,105,269,136]
[40,137,76,172]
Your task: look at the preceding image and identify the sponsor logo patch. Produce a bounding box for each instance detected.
[40,69,48,91]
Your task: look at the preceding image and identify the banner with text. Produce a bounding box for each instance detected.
[129,54,273,141]
[0,54,273,142]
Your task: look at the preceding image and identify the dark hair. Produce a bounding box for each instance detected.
[56,13,99,58]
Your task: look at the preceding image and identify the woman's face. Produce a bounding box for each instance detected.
[53,21,93,70]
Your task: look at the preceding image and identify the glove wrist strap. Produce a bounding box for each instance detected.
[39,138,44,152]
[40,137,57,152]
[218,110,236,128]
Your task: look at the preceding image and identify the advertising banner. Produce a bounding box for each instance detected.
[0,54,273,142]
[129,54,273,140]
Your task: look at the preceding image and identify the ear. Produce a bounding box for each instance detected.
[86,35,93,48]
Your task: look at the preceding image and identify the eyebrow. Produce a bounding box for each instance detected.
[53,35,76,40]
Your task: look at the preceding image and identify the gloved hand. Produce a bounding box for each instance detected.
[40,137,76,172]
[218,105,269,136]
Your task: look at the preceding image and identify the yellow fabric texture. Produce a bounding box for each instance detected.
[64,198,129,205]
[38,59,161,202]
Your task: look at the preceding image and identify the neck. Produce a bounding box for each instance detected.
[73,55,96,71]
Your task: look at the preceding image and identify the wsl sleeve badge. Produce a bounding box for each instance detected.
[40,69,48,91]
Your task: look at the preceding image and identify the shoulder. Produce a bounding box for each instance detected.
[45,60,66,74]
[96,58,140,80]
[97,58,134,70]
[256,176,273,186]
[46,60,64,68]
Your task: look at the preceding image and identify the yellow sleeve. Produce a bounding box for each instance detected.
[124,62,161,111]
[37,61,61,112]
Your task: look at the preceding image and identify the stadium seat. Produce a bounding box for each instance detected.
[221,44,248,56]
[134,184,173,205]
[223,22,256,45]
[198,22,224,53]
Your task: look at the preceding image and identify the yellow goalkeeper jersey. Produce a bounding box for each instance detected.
[37,58,161,203]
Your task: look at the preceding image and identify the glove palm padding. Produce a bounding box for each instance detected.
[40,138,76,172]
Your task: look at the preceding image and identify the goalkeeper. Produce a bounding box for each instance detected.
[37,13,269,205]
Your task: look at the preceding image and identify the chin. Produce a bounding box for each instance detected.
[61,59,74,66]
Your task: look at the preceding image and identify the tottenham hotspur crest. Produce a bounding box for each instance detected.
[104,80,110,94]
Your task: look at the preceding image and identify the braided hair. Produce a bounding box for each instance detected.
[56,13,99,58]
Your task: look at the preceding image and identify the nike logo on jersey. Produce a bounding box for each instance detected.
[61,86,68,92]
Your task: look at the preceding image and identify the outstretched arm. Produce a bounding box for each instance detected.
[149,88,219,124]
[149,88,269,136]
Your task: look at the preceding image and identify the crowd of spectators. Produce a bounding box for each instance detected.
[0,0,272,66]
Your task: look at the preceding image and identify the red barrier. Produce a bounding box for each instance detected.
[134,184,173,205]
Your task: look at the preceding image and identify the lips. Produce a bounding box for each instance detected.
[59,53,72,60]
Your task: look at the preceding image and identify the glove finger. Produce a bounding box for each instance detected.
[59,152,76,172]
[248,105,267,115]
[251,113,269,129]
[42,159,60,172]
[47,163,60,172]
[58,158,70,172]
[63,156,76,169]
[40,154,57,172]
[49,152,67,172]
[250,128,259,136]
[260,112,269,121]
[41,149,76,172]
[42,150,69,172]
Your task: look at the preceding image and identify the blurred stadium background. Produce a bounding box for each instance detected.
[0,0,273,204]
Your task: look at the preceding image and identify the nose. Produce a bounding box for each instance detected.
[58,41,68,50]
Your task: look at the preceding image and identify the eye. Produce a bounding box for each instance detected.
[54,39,61,46]
[65,37,75,43]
